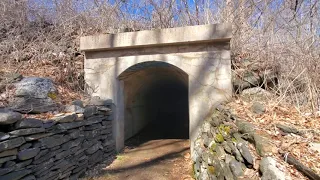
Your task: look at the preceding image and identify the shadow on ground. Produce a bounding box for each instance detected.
[83,125,193,180]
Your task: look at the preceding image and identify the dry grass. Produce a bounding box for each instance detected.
[0,0,319,113]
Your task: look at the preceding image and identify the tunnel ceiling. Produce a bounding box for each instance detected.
[119,61,188,100]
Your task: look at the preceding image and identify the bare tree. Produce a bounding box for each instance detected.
[0,0,319,111]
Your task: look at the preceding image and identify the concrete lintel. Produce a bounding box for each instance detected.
[80,24,231,51]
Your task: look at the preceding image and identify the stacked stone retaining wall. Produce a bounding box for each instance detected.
[0,99,115,180]
[192,105,288,180]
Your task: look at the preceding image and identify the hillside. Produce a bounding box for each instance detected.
[1,0,319,113]
[0,1,320,179]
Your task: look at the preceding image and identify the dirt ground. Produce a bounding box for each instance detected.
[84,138,193,180]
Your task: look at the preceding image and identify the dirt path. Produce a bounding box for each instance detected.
[86,139,193,180]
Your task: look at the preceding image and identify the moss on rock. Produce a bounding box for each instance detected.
[208,165,215,175]
[210,142,217,152]
[214,133,224,143]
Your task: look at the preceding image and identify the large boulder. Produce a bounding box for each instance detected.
[8,77,58,113]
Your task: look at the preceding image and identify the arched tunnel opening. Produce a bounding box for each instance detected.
[119,61,189,145]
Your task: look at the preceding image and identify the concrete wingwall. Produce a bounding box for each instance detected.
[81,24,233,153]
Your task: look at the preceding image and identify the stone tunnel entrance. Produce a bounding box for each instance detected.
[80,24,232,152]
[119,62,189,142]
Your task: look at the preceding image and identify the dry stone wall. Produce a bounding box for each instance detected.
[192,105,288,180]
[0,98,115,180]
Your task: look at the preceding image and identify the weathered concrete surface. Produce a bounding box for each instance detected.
[80,24,231,51]
[80,24,232,152]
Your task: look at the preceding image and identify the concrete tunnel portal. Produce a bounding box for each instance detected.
[119,61,189,141]
[81,24,232,151]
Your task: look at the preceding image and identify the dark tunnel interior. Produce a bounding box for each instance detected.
[119,62,189,145]
[143,79,189,139]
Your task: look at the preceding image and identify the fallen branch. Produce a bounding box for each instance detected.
[283,153,320,180]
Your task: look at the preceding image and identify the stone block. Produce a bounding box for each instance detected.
[84,115,103,125]
[76,154,88,162]
[72,163,87,174]
[0,167,14,176]
[33,149,64,164]
[15,159,32,169]
[0,109,22,125]
[58,171,72,179]
[0,137,25,152]
[70,145,81,154]
[260,157,285,180]
[61,138,83,150]
[76,114,84,121]
[88,150,103,166]
[25,133,53,141]
[20,175,36,180]
[229,159,244,177]
[18,147,40,160]
[19,143,32,151]
[4,160,16,168]
[0,148,18,158]
[0,132,10,142]
[68,129,81,139]
[14,118,43,129]
[221,141,232,154]
[236,142,254,165]
[235,120,256,136]
[85,142,102,155]
[34,149,48,160]
[84,106,97,118]
[254,134,277,157]
[227,141,244,162]
[42,120,56,129]
[84,123,102,131]
[84,129,100,139]
[65,105,85,114]
[100,128,112,135]
[9,128,45,136]
[55,150,71,160]
[52,113,77,123]
[0,169,32,180]
[39,134,70,148]
[56,121,84,130]
[51,159,74,171]
[36,170,60,180]
[33,158,54,176]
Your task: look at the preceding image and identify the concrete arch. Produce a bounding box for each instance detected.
[81,24,232,152]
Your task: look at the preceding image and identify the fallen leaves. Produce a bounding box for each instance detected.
[227,97,320,179]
